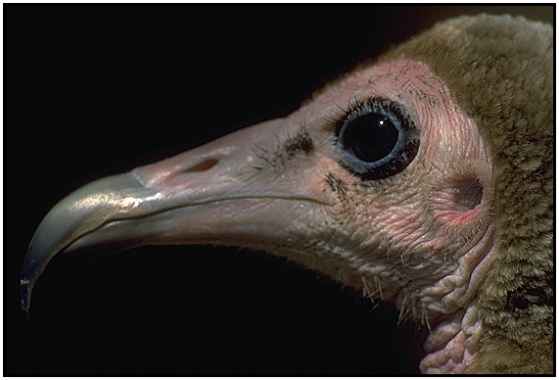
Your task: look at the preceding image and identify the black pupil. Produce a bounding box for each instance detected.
[342,113,399,162]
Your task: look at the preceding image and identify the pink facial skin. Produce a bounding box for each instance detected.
[22,59,496,374]
[283,59,495,373]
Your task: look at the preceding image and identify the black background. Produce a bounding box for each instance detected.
[5,4,553,376]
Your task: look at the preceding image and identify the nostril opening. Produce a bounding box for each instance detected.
[183,158,219,173]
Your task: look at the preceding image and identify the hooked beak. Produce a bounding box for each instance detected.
[21,119,329,313]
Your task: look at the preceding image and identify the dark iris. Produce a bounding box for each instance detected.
[341,113,399,163]
[336,98,419,181]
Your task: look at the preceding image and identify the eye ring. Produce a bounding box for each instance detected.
[335,97,420,181]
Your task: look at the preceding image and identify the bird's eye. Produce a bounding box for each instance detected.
[336,98,420,181]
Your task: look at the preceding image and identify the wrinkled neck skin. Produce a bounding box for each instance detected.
[268,60,497,374]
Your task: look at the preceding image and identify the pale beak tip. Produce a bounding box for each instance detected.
[19,276,32,315]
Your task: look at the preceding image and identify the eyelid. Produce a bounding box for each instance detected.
[318,98,373,137]
[322,94,407,122]
[330,96,421,181]
[345,97,387,121]
[339,97,415,137]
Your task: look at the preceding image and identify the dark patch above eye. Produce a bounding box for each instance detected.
[284,129,314,157]
[252,128,314,174]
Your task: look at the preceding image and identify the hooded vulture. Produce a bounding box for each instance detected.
[20,14,553,374]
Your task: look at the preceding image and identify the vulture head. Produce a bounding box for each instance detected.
[21,14,553,374]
